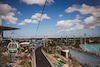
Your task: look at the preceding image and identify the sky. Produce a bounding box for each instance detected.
[0,0,100,38]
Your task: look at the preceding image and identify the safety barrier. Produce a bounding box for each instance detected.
[42,50,58,67]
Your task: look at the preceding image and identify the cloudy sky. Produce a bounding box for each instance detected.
[0,0,100,38]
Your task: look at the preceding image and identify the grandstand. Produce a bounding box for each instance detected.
[80,44,100,54]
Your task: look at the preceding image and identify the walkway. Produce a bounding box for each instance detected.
[35,47,52,67]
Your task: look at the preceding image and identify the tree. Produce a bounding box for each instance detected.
[0,52,13,66]
[20,55,32,67]
[56,46,62,54]
[72,59,79,67]
[51,49,57,54]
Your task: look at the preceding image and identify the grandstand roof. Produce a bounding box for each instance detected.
[0,26,20,31]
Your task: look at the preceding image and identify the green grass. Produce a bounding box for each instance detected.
[60,60,66,64]
[54,56,59,58]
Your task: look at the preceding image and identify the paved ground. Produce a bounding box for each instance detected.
[35,47,52,67]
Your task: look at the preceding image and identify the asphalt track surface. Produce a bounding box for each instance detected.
[35,47,52,67]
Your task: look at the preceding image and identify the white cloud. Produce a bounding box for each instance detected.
[2,15,18,25]
[20,0,54,5]
[56,4,100,34]
[19,19,39,25]
[19,13,50,25]
[65,4,97,14]
[6,21,17,25]
[56,19,81,29]
[18,22,25,25]
[59,14,63,17]
[84,16,100,29]
[56,20,73,29]
[76,14,83,19]
[0,3,16,14]
[0,3,18,25]
[6,12,15,16]
[47,33,51,36]
[42,14,50,19]
[84,16,94,24]
[65,4,100,18]
[22,19,39,24]
[31,13,40,19]
[40,10,42,12]
[22,19,32,23]
[58,24,84,32]
[31,20,39,24]
[57,15,100,32]
[17,11,22,15]
[31,13,50,21]
[68,24,84,31]
[65,4,100,19]
[64,4,100,30]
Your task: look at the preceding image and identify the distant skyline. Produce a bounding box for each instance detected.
[0,0,100,38]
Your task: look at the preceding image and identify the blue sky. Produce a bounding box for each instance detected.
[0,0,100,38]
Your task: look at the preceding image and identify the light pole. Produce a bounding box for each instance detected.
[98,37,100,44]
[44,36,45,47]
[46,36,48,47]
[61,36,62,45]
[73,35,76,45]
[0,14,3,41]
[80,36,83,44]
[66,36,67,45]
[84,33,86,45]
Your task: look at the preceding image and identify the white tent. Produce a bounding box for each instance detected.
[20,42,30,47]
[20,42,30,45]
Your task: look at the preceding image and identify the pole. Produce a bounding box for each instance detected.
[0,14,3,41]
[73,35,75,45]
[46,36,48,47]
[66,36,67,45]
[98,37,100,44]
[80,36,83,44]
[61,36,62,45]
[89,36,90,44]
[44,36,45,47]
[0,14,2,26]
[84,33,86,45]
